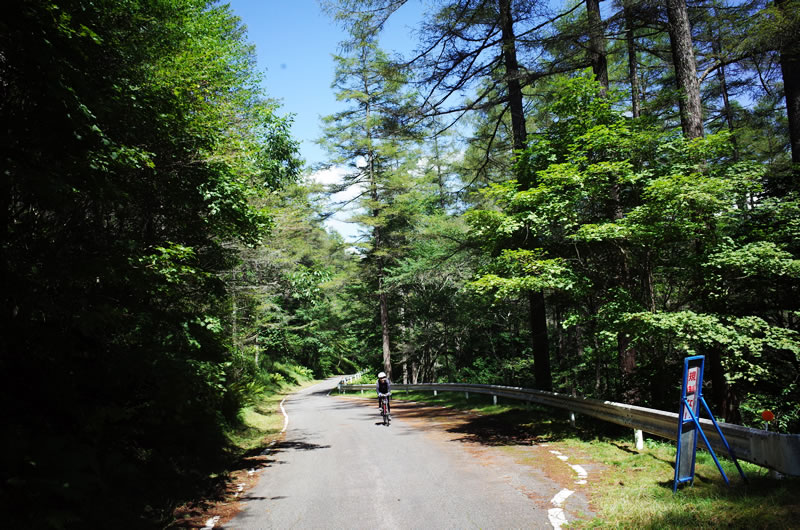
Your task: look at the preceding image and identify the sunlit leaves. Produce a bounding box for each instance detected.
[136,243,205,285]
[462,72,799,426]
[624,311,800,383]
[468,250,578,297]
[706,241,800,279]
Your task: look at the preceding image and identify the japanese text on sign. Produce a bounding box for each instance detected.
[683,367,699,420]
[686,367,698,394]
[683,396,696,420]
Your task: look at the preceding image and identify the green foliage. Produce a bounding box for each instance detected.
[465,72,800,429]
[224,180,366,383]
[624,311,799,379]
[2,0,799,526]
[1,0,299,526]
[321,0,799,414]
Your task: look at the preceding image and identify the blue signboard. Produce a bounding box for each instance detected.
[673,355,747,491]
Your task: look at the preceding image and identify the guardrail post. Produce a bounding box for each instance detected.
[635,429,644,450]
[434,390,438,397]
[465,391,469,400]
[493,395,497,405]
[332,380,800,476]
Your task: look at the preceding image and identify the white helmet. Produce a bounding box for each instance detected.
[378,372,387,379]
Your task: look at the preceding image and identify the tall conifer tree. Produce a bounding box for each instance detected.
[319,18,420,380]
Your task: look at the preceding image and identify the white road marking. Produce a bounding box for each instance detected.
[547,449,590,527]
[280,397,289,433]
[552,488,574,506]
[548,488,574,530]
[201,515,220,529]
[548,507,568,529]
[570,464,588,484]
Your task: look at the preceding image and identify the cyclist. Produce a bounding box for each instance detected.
[376,371,391,418]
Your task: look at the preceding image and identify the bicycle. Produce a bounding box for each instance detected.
[378,393,391,426]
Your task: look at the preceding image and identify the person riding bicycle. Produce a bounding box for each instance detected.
[376,371,391,417]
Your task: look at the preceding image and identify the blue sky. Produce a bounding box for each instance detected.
[225,1,425,241]
[226,0,423,169]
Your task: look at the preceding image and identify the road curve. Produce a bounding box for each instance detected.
[227,377,574,529]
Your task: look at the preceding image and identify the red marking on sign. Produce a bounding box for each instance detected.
[686,367,698,394]
[684,396,696,421]
[761,410,775,422]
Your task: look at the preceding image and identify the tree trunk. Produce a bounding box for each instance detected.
[373,168,392,380]
[624,5,641,118]
[617,243,639,402]
[379,286,392,379]
[711,7,738,160]
[707,349,741,423]
[433,133,447,209]
[499,0,552,391]
[586,0,609,94]
[666,0,704,138]
[715,51,739,160]
[618,333,639,404]
[530,290,552,390]
[364,82,393,381]
[232,291,238,351]
[777,0,800,177]
[593,334,604,394]
[499,0,527,156]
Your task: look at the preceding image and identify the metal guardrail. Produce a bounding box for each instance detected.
[337,370,368,388]
[339,382,800,477]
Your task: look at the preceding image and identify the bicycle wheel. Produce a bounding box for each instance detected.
[382,401,389,426]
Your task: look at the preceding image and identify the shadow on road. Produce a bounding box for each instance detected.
[377,401,628,447]
[271,440,331,452]
[445,411,547,446]
[238,493,289,502]
[333,394,629,446]
[319,400,370,411]
[445,408,630,447]
[393,404,471,422]
[310,388,339,396]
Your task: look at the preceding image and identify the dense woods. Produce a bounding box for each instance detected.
[2,0,798,526]
[318,0,798,426]
[1,0,303,525]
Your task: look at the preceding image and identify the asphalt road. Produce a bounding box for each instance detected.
[227,377,577,529]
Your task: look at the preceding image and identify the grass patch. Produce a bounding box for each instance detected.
[227,393,288,453]
[171,378,321,527]
[349,372,376,385]
[227,378,319,453]
[567,436,800,529]
[342,388,800,528]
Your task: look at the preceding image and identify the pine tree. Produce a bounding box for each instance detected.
[319,19,421,380]
[666,0,704,138]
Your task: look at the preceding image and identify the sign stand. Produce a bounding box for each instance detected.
[673,355,747,492]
